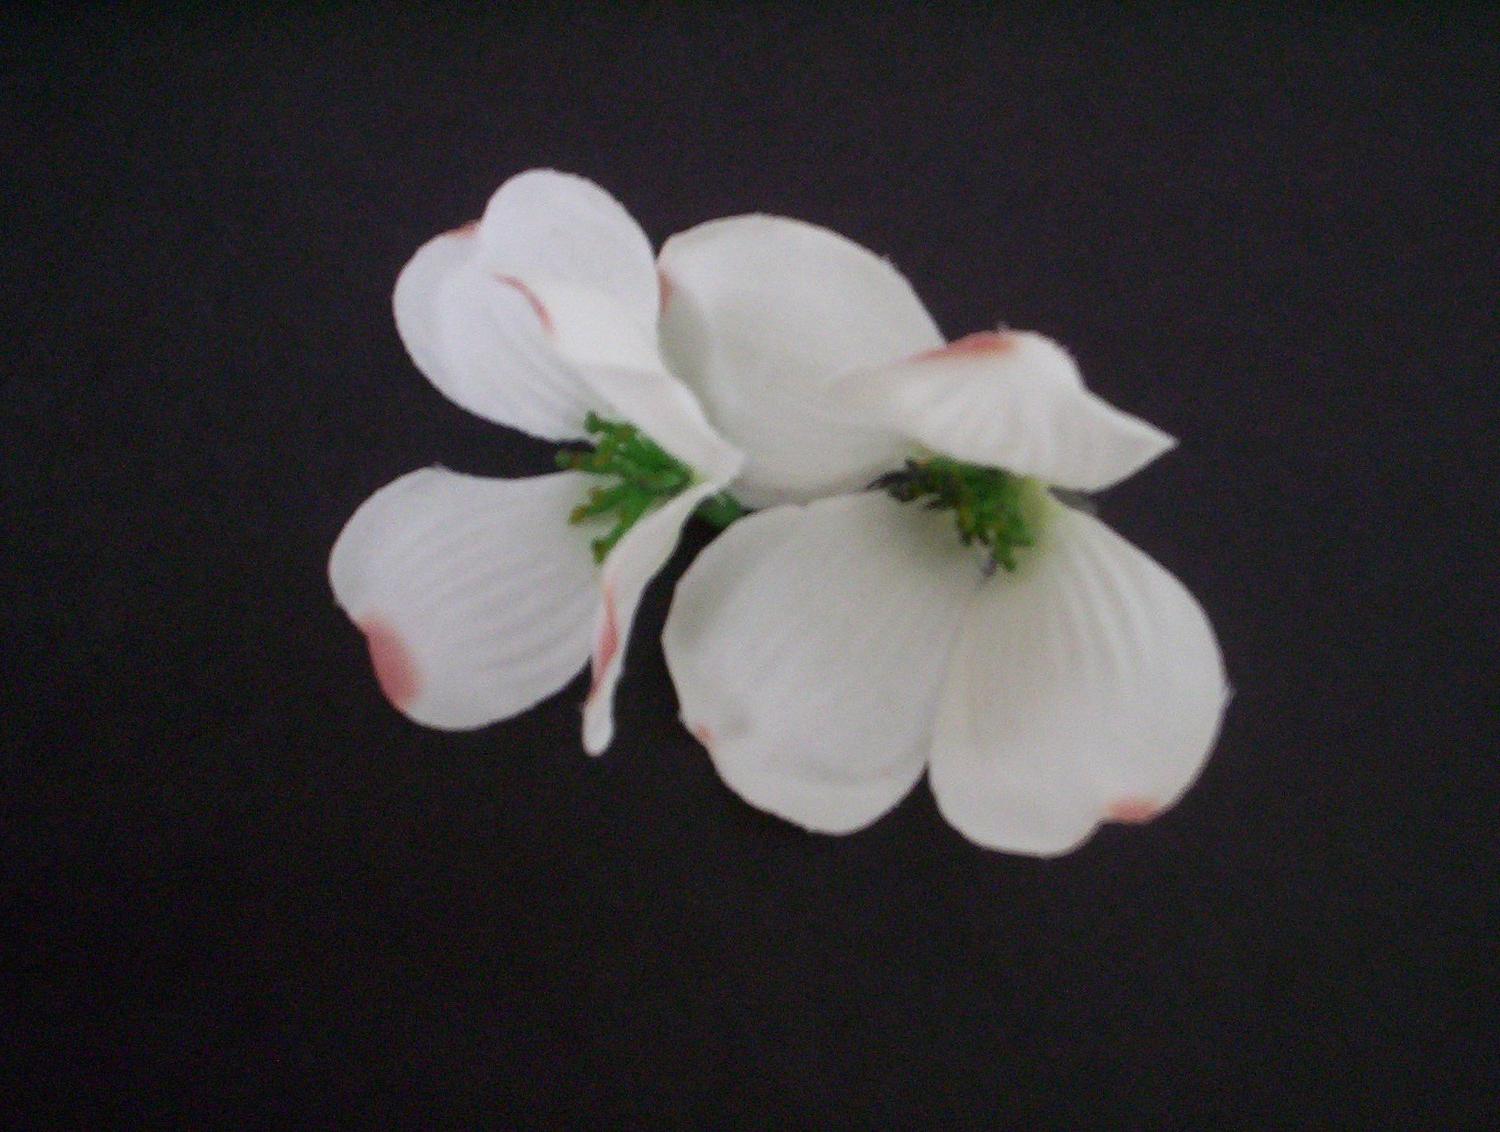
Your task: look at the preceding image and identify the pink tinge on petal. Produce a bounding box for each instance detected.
[358,618,421,711]
[1106,798,1161,824]
[449,219,479,236]
[588,583,620,698]
[689,722,715,750]
[494,274,554,334]
[914,331,1018,362]
[658,267,676,312]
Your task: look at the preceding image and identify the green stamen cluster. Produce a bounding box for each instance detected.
[556,413,745,562]
[877,456,1042,573]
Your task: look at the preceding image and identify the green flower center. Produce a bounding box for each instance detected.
[875,456,1048,573]
[555,413,745,563]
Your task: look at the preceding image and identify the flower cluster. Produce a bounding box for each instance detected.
[329,170,1228,856]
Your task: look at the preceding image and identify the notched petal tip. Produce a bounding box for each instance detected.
[357,617,422,712]
[914,331,1020,362]
[494,274,555,335]
[1105,798,1161,825]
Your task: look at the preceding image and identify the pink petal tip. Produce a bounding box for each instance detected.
[1105,798,1160,825]
[358,618,421,711]
[915,331,1018,362]
[658,268,676,312]
[588,584,620,698]
[494,274,554,334]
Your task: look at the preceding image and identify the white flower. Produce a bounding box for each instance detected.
[657,216,1228,855]
[329,171,741,754]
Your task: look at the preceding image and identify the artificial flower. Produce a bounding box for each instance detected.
[657,216,1228,855]
[329,171,741,754]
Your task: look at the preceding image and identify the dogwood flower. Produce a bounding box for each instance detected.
[329,171,741,754]
[657,217,1228,855]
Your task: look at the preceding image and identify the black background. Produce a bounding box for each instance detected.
[7,3,1496,1125]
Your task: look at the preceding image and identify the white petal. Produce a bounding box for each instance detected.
[581,480,727,755]
[513,278,742,479]
[434,264,740,475]
[928,502,1229,856]
[832,331,1176,491]
[658,215,942,507]
[394,233,595,440]
[663,493,981,833]
[391,226,474,391]
[586,366,744,486]
[475,170,665,388]
[477,169,660,330]
[329,469,600,729]
[397,176,739,476]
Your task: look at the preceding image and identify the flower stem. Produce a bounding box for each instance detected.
[695,492,748,529]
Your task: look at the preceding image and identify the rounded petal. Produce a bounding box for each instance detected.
[393,233,596,440]
[477,169,659,330]
[928,503,1229,856]
[832,331,1176,491]
[391,227,474,390]
[474,169,665,388]
[663,493,981,834]
[329,469,599,729]
[582,480,727,755]
[431,263,740,474]
[395,175,739,475]
[658,215,943,507]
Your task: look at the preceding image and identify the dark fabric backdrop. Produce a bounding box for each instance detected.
[6,3,1496,1125]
